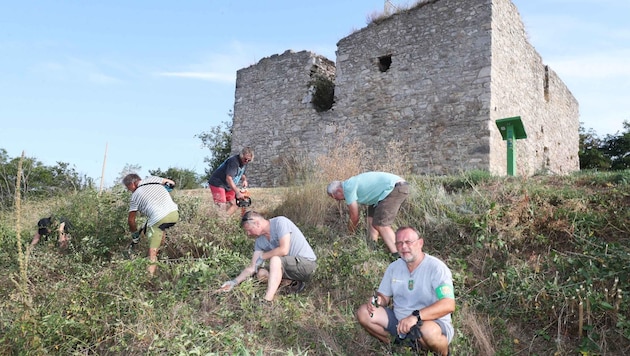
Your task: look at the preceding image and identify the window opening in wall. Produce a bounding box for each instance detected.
[378,55,392,72]
[543,65,550,102]
[308,73,335,112]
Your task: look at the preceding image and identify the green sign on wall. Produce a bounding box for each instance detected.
[496,116,527,176]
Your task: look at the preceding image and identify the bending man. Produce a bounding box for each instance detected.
[123,173,179,276]
[327,171,409,257]
[208,147,254,215]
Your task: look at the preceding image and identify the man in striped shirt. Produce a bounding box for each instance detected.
[123,173,179,276]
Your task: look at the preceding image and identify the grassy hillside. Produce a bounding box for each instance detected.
[1,170,629,355]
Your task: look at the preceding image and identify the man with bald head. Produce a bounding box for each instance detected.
[356,226,455,355]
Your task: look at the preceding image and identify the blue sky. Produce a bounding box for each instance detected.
[1,0,628,188]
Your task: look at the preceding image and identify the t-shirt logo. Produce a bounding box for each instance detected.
[408,279,414,291]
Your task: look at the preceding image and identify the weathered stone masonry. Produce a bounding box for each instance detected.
[231,0,580,187]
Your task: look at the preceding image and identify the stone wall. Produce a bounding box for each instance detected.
[489,0,580,175]
[231,0,579,187]
[231,50,336,186]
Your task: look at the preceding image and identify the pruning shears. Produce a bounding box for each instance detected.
[370,288,380,317]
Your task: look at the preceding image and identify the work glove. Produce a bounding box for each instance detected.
[131,231,141,245]
[164,182,175,192]
[220,279,238,291]
[255,256,265,271]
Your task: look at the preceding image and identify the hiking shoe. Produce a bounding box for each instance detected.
[287,280,306,294]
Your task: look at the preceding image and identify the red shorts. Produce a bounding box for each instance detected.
[209,185,236,203]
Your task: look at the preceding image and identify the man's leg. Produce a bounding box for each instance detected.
[225,190,238,215]
[418,321,450,356]
[58,222,69,249]
[356,303,392,343]
[58,232,69,249]
[374,224,397,253]
[257,269,293,288]
[367,216,379,242]
[147,229,166,276]
[372,184,408,253]
[210,185,229,211]
[264,256,283,301]
[226,199,238,215]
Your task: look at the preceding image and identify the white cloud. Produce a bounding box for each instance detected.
[156,71,235,83]
[154,41,257,83]
[32,57,123,85]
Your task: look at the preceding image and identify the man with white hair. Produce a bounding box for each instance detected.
[327,171,409,258]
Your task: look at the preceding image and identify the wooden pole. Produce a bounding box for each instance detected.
[99,142,108,195]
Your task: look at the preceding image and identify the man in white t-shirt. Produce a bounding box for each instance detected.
[357,226,455,355]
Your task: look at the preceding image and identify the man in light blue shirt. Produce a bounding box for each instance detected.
[327,171,409,257]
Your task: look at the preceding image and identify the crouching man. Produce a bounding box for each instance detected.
[356,226,455,355]
[218,211,317,302]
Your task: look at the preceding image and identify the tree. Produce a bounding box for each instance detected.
[0,149,91,209]
[196,116,232,179]
[579,125,610,170]
[578,120,630,171]
[602,120,630,170]
[148,167,202,189]
[115,164,142,187]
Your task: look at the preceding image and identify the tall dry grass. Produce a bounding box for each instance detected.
[273,132,412,233]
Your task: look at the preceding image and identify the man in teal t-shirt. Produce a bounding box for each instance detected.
[327,171,409,257]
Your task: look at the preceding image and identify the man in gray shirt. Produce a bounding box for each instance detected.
[219,211,317,302]
[357,226,455,355]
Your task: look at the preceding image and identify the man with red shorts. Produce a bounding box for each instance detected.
[208,147,254,215]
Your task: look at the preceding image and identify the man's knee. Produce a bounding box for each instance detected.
[419,322,448,348]
[356,304,372,325]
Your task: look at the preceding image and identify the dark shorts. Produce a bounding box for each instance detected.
[368,182,409,226]
[37,217,71,236]
[383,307,454,342]
[280,256,317,282]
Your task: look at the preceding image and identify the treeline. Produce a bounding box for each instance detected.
[0,149,206,210]
[0,149,93,209]
[580,120,630,170]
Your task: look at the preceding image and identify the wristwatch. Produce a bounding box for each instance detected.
[412,310,423,325]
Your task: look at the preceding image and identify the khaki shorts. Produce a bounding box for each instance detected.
[368,182,409,226]
[147,211,179,248]
[280,256,317,282]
